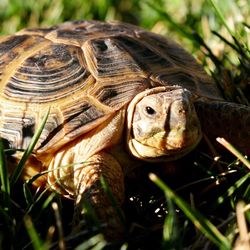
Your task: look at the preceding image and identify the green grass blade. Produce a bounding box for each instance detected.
[211,30,241,53]
[24,187,54,216]
[207,0,235,38]
[42,193,56,210]
[0,205,13,225]
[74,196,101,232]
[100,176,126,226]
[145,1,197,44]
[208,0,245,49]
[0,138,11,213]
[23,181,34,206]
[162,196,181,249]
[75,234,107,250]
[24,215,47,250]
[243,183,250,201]
[216,172,250,205]
[149,173,231,250]
[10,108,50,185]
[0,138,10,197]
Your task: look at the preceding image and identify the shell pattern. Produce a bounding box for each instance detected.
[0,20,222,155]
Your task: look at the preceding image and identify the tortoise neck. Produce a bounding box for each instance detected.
[194,100,250,154]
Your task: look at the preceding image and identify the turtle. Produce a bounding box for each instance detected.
[0,20,249,239]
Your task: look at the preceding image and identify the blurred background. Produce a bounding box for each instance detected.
[0,0,249,97]
[0,0,249,34]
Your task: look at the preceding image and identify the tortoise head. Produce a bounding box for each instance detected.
[127,86,202,161]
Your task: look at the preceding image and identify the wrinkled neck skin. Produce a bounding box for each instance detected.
[194,99,250,155]
[126,86,202,163]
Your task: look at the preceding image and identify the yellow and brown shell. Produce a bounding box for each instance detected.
[0,20,222,155]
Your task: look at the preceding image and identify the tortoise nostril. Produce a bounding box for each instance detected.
[179,108,186,114]
[179,106,189,114]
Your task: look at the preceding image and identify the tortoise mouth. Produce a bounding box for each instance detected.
[128,129,202,162]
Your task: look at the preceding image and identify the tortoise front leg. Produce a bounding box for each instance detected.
[73,152,125,240]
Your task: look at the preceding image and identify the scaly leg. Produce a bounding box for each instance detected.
[73,151,125,240]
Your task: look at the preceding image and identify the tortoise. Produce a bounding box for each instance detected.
[0,20,249,239]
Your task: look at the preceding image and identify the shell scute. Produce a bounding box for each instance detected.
[90,79,150,109]
[0,111,36,150]
[150,68,199,93]
[37,98,114,153]
[17,26,58,37]
[116,35,173,74]
[0,35,28,56]
[4,43,91,103]
[62,99,107,137]
[0,35,46,85]
[138,30,222,99]
[84,37,146,80]
[45,20,137,47]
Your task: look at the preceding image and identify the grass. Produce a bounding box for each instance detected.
[149,173,231,250]
[0,0,249,249]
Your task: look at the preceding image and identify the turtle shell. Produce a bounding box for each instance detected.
[0,20,222,155]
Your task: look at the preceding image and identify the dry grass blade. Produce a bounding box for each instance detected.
[52,202,66,250]
[216,138,250,170]
[233,202,250,250]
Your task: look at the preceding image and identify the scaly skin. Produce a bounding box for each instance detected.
[195,100,250,154]
[73,152,125,240]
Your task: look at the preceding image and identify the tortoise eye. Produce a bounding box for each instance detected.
[145,106,156,115]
